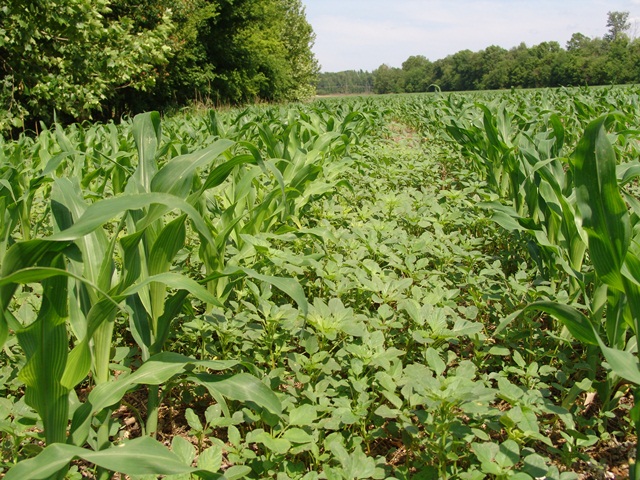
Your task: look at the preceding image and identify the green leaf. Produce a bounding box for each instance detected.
[282,428,313,444]
[374,404,399,419]
[152,139,235,197]
[510,473,534,480]
[223,466,252,480]
[325,434,376,479]
[241,268,308,317]
[571,115,630,290]
[495,439,520,468]
[132,112,161,192]
[598,337,640,385]
[171,435,196,466]
[523,453,550,478]
[192,372,282,416]
[289,404,318,426]
[514,407,540,435]
[3,437,222,480]
[425,347,446,376]
[185,408,204,432]
[251,431,291,455]
[472,441,499,468]
[524,302,598,345]
[197,444,223,472]
[48,192,215,246]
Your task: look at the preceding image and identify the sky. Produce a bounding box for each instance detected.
[302,0,640,72]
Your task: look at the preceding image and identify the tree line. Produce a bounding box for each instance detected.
[318,11,638,96]
[0,0,318,135]
[316,71,374,96]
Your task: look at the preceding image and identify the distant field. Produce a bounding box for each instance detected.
[1,86,639,479]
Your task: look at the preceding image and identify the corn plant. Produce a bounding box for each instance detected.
[0,111,313,479]
[7,88,640,479]
[438,90,640,475]
[519,114,640,479]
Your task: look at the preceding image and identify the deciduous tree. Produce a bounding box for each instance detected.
[605,11,631,42]
[0,0,173,133]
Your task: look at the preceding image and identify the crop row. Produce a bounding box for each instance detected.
[0,87,639,478]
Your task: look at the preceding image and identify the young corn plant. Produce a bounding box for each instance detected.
[521,114,640,479]
[196,108,363,301]
[445,100,588,289]
[0,111,310,479]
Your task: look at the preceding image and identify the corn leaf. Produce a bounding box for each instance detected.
[48,192,214,246]
[151,139,235,197]
[571,115,630,291]
[81,352,273,417]
[51,178,109,289]
[16,255,70,445]
[596,335,640,385]
[148,215,187,322]
[121,272,223,308]
[199,153,258,192]
[3,436,223,480]
[132,112,161,192]
[524,301,598,346]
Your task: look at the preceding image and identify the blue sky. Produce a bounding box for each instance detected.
[303,0,640,72]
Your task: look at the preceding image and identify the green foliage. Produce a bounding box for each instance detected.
[324,11,639,96]
[372,65,405,94]
[441,86,640,478]
[0,0,173,131]
[100,0,319,108]
[3,88,640,478]
[605,11,631,42]
[0,0,319,135]
[316,71,374,96]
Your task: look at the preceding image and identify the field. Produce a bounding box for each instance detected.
[1,86,640,479]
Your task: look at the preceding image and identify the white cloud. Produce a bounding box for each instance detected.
[304,0,640,71]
